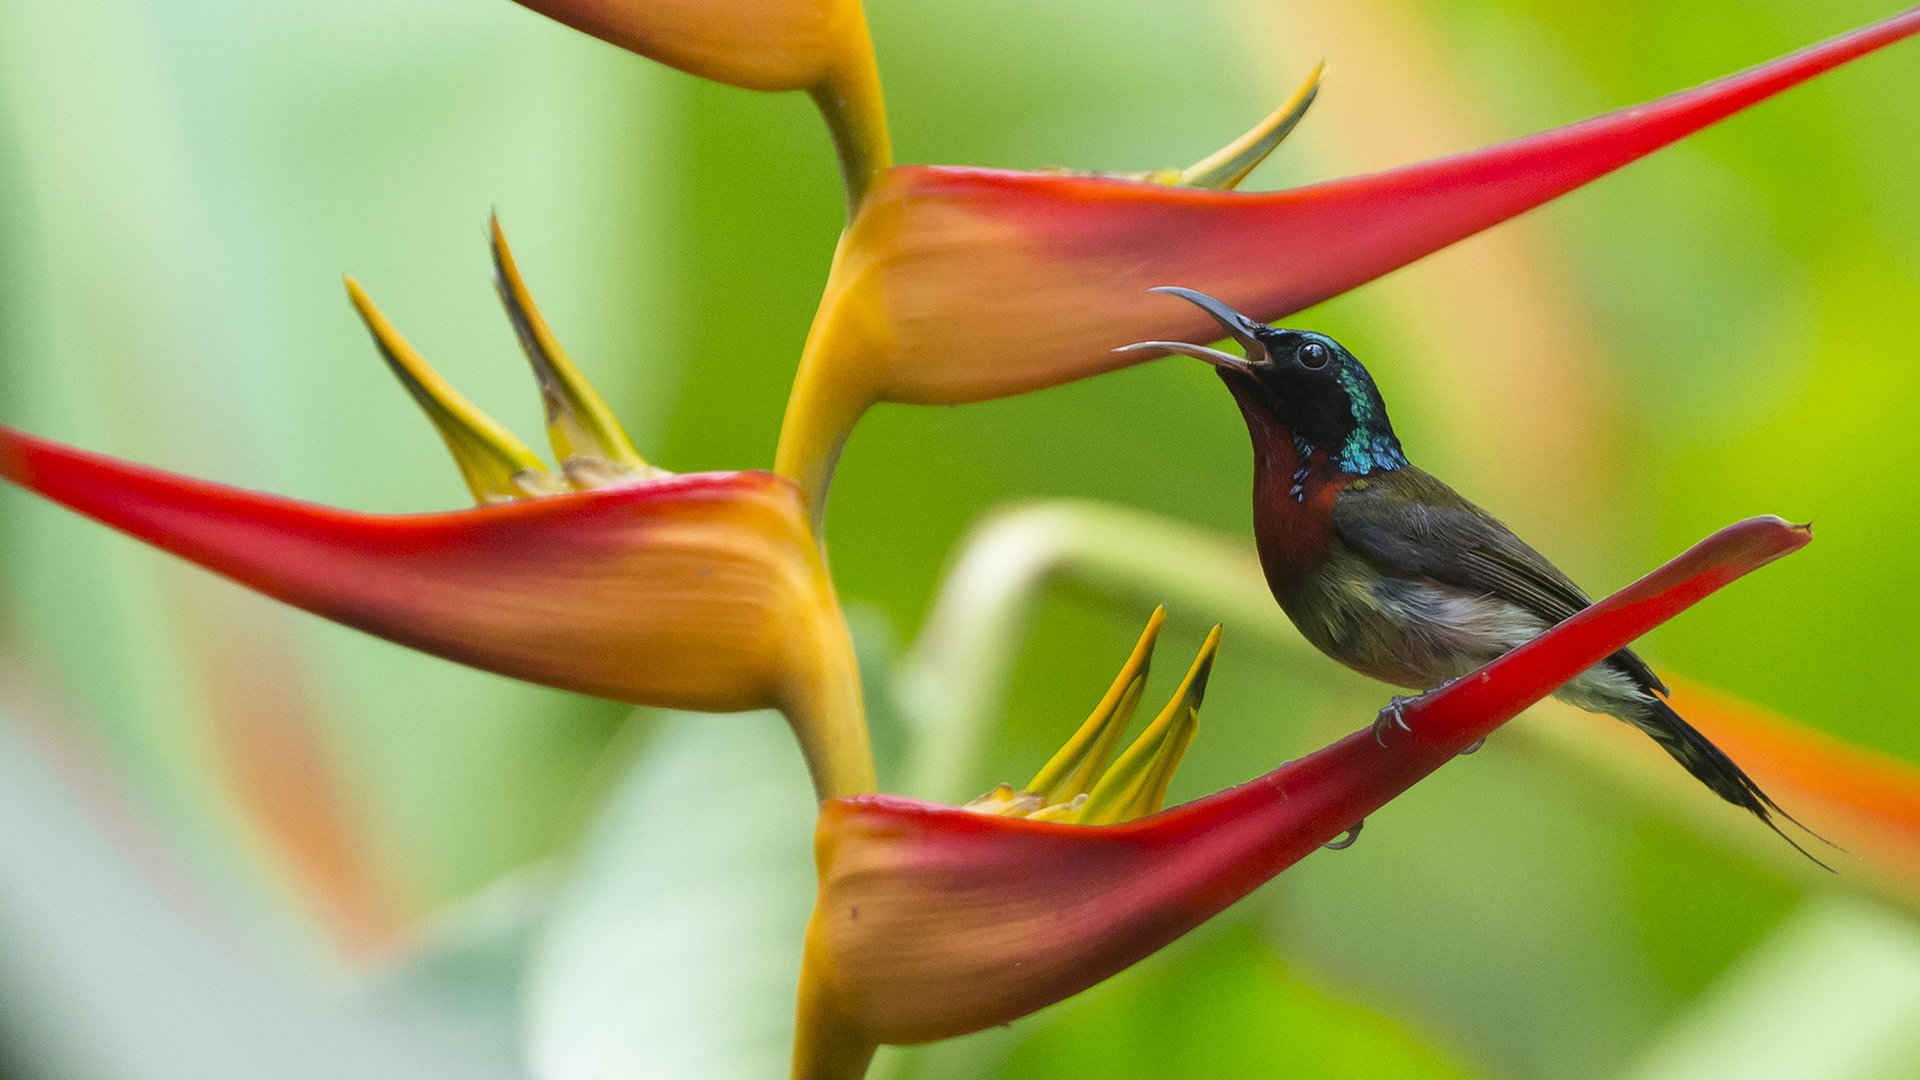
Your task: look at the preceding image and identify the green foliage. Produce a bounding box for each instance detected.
[527,715,818,1079]
[997,923,1478,1079]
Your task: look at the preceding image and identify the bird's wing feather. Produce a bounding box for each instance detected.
[1332,468,1669,695]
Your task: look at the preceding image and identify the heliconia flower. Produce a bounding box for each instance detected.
[789,516,1810,1079]
[509,0,891,205]
[774,8,1920,524]
[0,219,874,799]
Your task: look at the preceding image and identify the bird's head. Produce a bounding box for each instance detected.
[1118,287,1407,475]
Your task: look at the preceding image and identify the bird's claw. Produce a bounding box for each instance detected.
[1323,818,1364,850]
[1372,697,1415,746]
[1458,736,1486,756]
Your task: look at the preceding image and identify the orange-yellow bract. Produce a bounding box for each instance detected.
[510,0,890,206]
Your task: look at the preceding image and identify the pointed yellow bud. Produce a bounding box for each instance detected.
[488,214,651,483]
[1075,624,1219,825]
[1177,63,1323,190]
[1024,605,1163,803]
[344,276,558,504]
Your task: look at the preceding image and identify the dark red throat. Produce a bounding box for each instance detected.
[1221,374,1352,594]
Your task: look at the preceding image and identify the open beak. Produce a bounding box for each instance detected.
[1112,286,1269,375]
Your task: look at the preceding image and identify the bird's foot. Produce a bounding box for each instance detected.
[1372,697,1416,746]
[1323,818,1364,850]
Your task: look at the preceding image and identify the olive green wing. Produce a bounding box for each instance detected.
[1331,468,1668,695]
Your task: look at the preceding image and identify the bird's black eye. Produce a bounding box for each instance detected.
[1297,341,1329,369]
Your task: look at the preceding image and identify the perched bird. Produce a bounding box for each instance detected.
[1119,286,1824,865]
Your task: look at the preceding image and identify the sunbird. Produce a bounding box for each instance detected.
[1120,287,1824,865]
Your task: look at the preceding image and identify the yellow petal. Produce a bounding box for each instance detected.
[1075,625,1219,825]
[344,276,557,505]
[1176,63,1323,191]
[1024,606,1164,803]
[488,214,649,480]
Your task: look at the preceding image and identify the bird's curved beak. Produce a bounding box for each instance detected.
[1112,286,1268,375]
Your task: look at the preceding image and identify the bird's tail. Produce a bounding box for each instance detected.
[1627,696,1835,870]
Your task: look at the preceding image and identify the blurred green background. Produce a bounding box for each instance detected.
[3,0,1918,1077]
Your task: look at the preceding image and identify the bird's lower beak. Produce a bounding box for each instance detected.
[1112,339,1257,376]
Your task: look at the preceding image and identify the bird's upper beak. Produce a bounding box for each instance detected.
[1112,286,1268,376]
